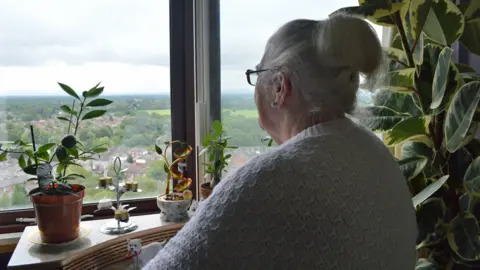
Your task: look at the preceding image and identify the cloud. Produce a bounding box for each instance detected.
[0,0,384,95]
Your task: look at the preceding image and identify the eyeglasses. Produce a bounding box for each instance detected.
[245,69,270,86]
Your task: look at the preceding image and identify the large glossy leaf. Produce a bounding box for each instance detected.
[416,198,445,245]
[60,105,76,115]
[444,82,480,153]
[430,47,453,109]
[384,117,433,147]
[464,157,480,196]
[354,1,406,26]
[360,106,409,132]
[382,68,417,94]
[398,155,429,182]
[373,90,422,116]
[402,142,436,179]
[447,212,480,261]
[423,0,465,45]
[415,259,437,270]
[81,110,106,120]
[410,0,434,41]
[460,19,480,56]
[412,175,449,207]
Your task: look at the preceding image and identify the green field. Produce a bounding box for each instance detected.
[143,109,171,116]
[143,109,259,118]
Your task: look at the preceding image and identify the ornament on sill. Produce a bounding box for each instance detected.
[97,157,140,235]
[126,238,142,269]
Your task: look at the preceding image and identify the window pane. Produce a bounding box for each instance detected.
[220,1,383,174]
[0,1,170,211]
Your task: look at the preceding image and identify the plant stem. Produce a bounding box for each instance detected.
[74,101,84,136]
[67,100,75,135]
[29,125,38,166]
[392,13,415,68]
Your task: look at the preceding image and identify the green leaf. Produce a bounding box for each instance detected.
[360,106,409,132]
[92,147,108,154]
[57,116,72,123]
[81,110,106,120]
[60,105,76,115]
[402,142,439,178]
[415,259,437,270]
[155,145,163,155]
[460,19,480,56]
[0,151,7,161]
[412,175,449,207]
[398,155,429,182]
[23,164,38,175]
[211,120,223,137]
[85,98,113,107]
[63,173,86,180]
[464,157,480,196]
[410,0,434,41]
[18,155,26,169]
[362,2,406,27]
[58,83,81,101]
[381,68,417,94]
[163,162,169,173]
[416,198,445,245]
[384,117,433,147]
[464,0,480,21]
[85,84,104,98]
[37,143,56,154]
[430,47,453,109]
[423,0,465,45]
[373,90,422,116]
[444,81,480,153]
[448,212,480,261]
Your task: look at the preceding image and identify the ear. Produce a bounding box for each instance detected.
[274,73,292,108]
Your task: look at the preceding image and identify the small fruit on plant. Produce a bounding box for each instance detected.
[55,146,68,161]
[61,135,77,149]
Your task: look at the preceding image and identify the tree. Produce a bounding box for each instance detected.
[147,160,167,180]
[127,154,134,163]
[11,184,29,206]
[0,193,11,209]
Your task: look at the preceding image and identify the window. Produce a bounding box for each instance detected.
[219,0,384,173]
[0,1,171,213]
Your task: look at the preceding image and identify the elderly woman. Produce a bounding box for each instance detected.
[144,14,416,270]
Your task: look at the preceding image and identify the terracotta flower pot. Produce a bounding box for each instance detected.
[200,182,213,199]
[30,184,85,244]
[156,194,191,222]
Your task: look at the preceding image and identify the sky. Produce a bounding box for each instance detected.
[0,0,383,96]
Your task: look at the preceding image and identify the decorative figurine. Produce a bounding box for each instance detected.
[126,238,142,270]
[96,157,141,235]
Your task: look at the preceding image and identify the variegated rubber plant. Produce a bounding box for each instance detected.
[0,82,112,196]
[333,0,480,268]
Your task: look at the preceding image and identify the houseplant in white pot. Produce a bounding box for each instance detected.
[0,82,112,243]
[199,120,237,199]
[154,140,193,222]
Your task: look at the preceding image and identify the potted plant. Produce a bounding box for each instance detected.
[333,1,480,268]
[154,140,193,222]
[199,120,237,199]
[0,82,112,243]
